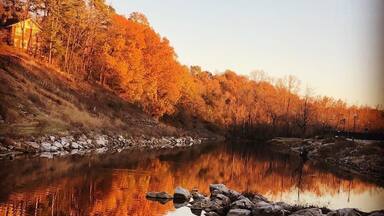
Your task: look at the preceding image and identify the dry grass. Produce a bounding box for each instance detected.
[0,47,198,138]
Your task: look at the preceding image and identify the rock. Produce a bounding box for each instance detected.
[327,209,363,216]
[146,192,173,199]
[190,198,211,210]
[26,141,40,149]
[252,203,289,216]
[96,136,108,147]
[227,208,252,216]
[53,141,63,149]
[70,149,79,155]
[190,208,203,216]
[291,208,324,216]
[61,137,70,146]
[174,186,191,202]
[146,197,171,204]
[210,184,230,195]
[230,197,254,210]
[251,193,270,203]
[49,136,55,142]
[96,147,108,154]
[173,201,189,209]
[254,200,272,208]
[274,202,293,211]
[40,142,58,152]
[227,190,242,201]
[71,142,79,149]
[190,193,230,215]
[205,194,230,215]
[192,191,206,202]
[368,211,384,216]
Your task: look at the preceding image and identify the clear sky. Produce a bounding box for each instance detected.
[110,0,383,107]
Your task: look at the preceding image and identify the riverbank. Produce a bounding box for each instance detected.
[0,133,216,160]
[146,183,384,216]
[267,137,384,185]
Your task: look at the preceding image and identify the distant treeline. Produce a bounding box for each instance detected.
[1,0,383,138]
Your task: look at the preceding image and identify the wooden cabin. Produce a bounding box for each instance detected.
[2,18,41,50]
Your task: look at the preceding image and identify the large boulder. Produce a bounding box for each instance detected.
[291,208,324,216]
[227,208,252,216]
[173,186,191,202]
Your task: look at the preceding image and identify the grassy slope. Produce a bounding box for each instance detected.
[0,47,216,139]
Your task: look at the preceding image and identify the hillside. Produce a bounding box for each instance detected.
[0,47,217,140]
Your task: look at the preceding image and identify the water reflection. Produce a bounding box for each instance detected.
[0,142,383,216]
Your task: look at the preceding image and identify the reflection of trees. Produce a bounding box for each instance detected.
[0,144,380,216]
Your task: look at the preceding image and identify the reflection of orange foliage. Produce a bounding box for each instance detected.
[0,148,380,216]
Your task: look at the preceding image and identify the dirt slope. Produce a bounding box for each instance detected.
[0,47,213,139]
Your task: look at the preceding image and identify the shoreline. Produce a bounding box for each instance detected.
[146,183,384,216]
[0,133,218,160]
[267,137,384,186]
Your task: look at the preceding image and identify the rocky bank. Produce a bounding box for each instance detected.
[0,133,207,159]
[267,137,384,184]
[146,184,384,216]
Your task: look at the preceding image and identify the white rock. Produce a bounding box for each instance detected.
[59,151,69,156]
[61,137,69,145]
[96,147,108,154]
[50,145,59,151]
[40,142,52,151]
[70,149,79,155]
[50,136,55,142]
[71,142,79,149]
[27,142,40,149]
[96,136,108,147]
[53,141,63,149]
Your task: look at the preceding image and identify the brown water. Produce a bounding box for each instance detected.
[0,142,383,216]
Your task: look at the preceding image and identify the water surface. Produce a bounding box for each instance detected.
[0,142,383,216]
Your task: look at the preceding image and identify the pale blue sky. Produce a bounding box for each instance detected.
[110,0,383,107]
